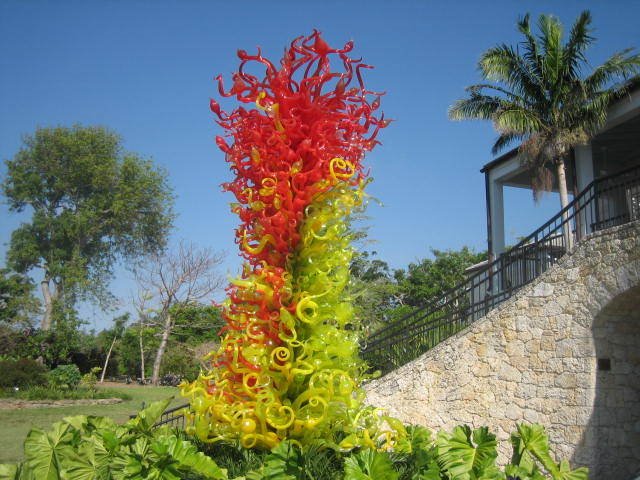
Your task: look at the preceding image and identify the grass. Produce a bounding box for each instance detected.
[0,384,183,464]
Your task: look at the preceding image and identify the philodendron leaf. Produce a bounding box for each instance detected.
[161,434,227,479]
[0,462,34,480]
[0,464,18,480]
[61,416,88,432]
[59,447,101,480]
[60,435,112,480]
[126,398,173,433]
[515,424,557,476]
[24,423,74,480]
[343,449,398,480]
[258,441,302,480]
[514,424,588,480]
[437,425,500,479]
[556,460,588,480]
[504,464,539,480]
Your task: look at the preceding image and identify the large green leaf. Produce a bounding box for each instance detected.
[158,434,227,479]
[60,436,112,480]
[24,423,74,480]
[60,416,88,433]
[125,398,173,433]
[514,424,588,480]
[256,441,302,480]
[436,426,503,480]
[0,464,19,480]
[343,449,398,480]
[0,463,34,480]
[503,464,545,480]
[556,460,588,480]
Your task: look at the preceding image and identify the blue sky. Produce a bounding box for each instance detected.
[1,1,639,330]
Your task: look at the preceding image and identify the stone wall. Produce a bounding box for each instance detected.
[364,221,640,479]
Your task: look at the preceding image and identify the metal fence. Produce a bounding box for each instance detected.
[361,164,640,375]
[153,403,190,429]
[129,402,190,429]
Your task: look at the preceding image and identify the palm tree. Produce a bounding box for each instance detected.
[449,11,640,213]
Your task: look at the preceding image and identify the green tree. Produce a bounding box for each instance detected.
[449,11,640,210]
[0,268,41,326]
[2,125,175,331]
[350,251,400,335]
[394,247,487,307]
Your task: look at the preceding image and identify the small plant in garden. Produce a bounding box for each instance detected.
[80,366,102,391]
[47,364,82,390]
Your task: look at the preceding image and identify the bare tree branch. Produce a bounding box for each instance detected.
[132,240,225,385]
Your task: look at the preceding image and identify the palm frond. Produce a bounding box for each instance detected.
[479,44,543,100]
[517,13,544,81]
[493,106,545,136]
[562,10,593,78]
[464,83,529,105]
[583,49,640,92]
[538,14,564,87]
[492,132,526,155]
[448,94,504,121]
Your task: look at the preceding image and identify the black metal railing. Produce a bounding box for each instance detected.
[129,402,190,429]
[154,403,190,429]
[361,164,640,375]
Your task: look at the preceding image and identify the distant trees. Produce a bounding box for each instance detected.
[394,247,487,307]
[351,247,486,335]
[133,241,224,385]
[2,125,175,331]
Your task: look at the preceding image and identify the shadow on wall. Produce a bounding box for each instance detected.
[575,284,640,480]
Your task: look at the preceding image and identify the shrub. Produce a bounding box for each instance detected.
[0,358,47,388]
[79,366,102,390]
[47,364,82,389]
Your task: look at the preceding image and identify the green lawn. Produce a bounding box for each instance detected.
[0,384,184,464]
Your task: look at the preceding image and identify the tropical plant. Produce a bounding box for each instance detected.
[449,11,640,210]
[0,398,226,480]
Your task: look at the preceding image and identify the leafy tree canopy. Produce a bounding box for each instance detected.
[2,125,175,328]
[394,247,487,307]
[0,268,41,326]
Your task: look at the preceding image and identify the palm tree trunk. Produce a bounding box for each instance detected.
[556,161,574,251]
[100,335,118,383]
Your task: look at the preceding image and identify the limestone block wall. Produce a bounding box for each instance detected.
[364,221,640,479]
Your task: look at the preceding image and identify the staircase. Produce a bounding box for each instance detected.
[361,164,640,375]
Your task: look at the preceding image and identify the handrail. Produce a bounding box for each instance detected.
[154,402,190,429]
[361,164,640,374]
